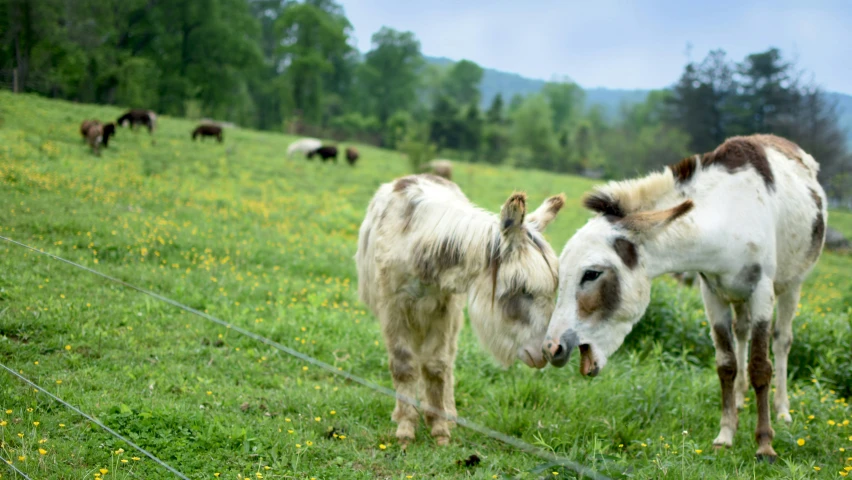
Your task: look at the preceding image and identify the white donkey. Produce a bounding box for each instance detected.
[356,173,565,445]
[543,134,826,461]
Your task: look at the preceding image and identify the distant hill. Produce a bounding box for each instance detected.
[424,55,852,145]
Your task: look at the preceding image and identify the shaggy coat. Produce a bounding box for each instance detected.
[80,120,116,156]
[345,147,359,166]
[356,173,565,445]
[117,109,157,134]
[308,145,338,162]
[286,138,322,158]
[544,134,826,461]
[192,124,223,142]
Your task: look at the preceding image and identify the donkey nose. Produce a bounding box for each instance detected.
[543,337,571,368]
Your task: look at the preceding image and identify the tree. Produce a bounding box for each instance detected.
[542,81,584,132]
[359,27,424,124]
[441,59,483,105]
[459,102,483,155]
[509,94,557,170]
[428,94,462,150]
[486,93,504,125]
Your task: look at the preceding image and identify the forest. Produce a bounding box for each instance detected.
[2,0,850,202]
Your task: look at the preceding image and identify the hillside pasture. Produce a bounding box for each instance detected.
[0,91,850,479]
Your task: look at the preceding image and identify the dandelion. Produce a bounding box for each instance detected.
[813,466,820,472]
[65,345,71,351]
[694,449,703,454]
[38,449,47,455]
[33,421,39,426]
[379,444,387,450]
[214,474,220,478]
[338,435,346,439]
[830,420,837,426]
[18,456,25,461]
[641,443,647,447]
[207,391,212,395]
[121,459,128,463]
[55,380,62,384]
[295,444,301,448]
[132,457,140,461]
[0,421,6,426]
[4,410,11,414]
[302,366,308,371]
[285,418,291,422]
[59,424,65,427]
[797,438,806,446]
[314,417,321,422]
[330,410,336,415]
[306,441,313,446]
[100,469,108,474]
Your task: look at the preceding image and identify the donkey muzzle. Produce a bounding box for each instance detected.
[542,330,579,368]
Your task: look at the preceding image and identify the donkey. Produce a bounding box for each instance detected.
[286,138,322,158]
[356,174,565,446]
[542,134,826,461]
[80,120,116,156]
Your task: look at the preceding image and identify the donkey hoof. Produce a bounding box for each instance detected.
[776,412,792,424]
[434,435,450,446]
[755,453,777,464]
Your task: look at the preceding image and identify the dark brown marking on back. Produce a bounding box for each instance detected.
[752,134,804,167]
[701,137,774,190]
[669,155,699,183]
[808,188,825,259]
[577,270,621,319]
[420,173,455,187]
[612,237,638,269]
[583,191,625,220]
[393,176,418,192]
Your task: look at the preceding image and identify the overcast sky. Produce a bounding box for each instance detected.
[338,0,852,94]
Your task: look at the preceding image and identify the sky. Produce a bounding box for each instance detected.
[338,0,852,94]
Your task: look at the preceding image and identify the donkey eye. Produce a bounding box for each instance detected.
[581,270,602,284]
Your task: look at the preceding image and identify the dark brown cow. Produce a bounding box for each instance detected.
[345,147,359,166]
[192,124,223,143]
[307,145,338,162]
[117,109,157,134]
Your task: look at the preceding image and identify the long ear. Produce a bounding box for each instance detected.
[526,193,566,232]
[500,192,527,232]
[582,190,625,219]
[619,200,694,234]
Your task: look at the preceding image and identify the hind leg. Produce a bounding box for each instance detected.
[773,283,800,423]
[747,279,778,461]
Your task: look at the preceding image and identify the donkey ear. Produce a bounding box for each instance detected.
[619,200,694,235]
[526,193,565,232]
[582,190,625,219]
[500,192,527,231]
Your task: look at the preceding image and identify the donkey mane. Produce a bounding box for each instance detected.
[583,169,677,218]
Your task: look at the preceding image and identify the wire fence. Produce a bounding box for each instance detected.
[0,362,190,480]
[0,234,612,480]
[0,454,34,480]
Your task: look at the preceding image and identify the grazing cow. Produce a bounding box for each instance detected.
[421,159,453,180]
[308,145,338,162]
[116,109,157,134]
[345,147,359,166]
[543,134,826,461]
[286,138,322,158]
[81,121,116,156]
[192,124,223,143]
[356,173,565,446]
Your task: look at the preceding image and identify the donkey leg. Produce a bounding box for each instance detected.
[442,300,463,428]
[773,284,800,423]
[732,304,752,410]
[748,280,777,461]
[420,309,458,445]
[700,279,738,449]
[382,317,420,445]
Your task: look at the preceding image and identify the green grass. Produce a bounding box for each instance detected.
[0,90,850,479]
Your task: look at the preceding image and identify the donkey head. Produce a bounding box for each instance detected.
[543,188,693,376]
[468,192,565,370]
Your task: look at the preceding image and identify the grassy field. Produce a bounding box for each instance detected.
[0,91,850,479]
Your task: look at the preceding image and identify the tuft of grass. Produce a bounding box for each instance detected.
[0,90,850,479]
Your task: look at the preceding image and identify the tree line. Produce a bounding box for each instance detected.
[2,0,849,201]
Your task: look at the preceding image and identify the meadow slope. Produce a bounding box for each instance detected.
[0,91,850,479]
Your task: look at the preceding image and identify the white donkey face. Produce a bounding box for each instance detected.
[468,192,565,370]
[543,191,693,376]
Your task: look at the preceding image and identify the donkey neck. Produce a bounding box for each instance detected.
[640,195,724,279]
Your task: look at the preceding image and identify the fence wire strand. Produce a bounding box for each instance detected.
[0,455,34,480]
[0,235,611,480]
[0,363,190,480]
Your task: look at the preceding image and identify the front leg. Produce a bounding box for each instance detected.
[733,304,752,409]
[748,281,778,461]
[700,279,738,449]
